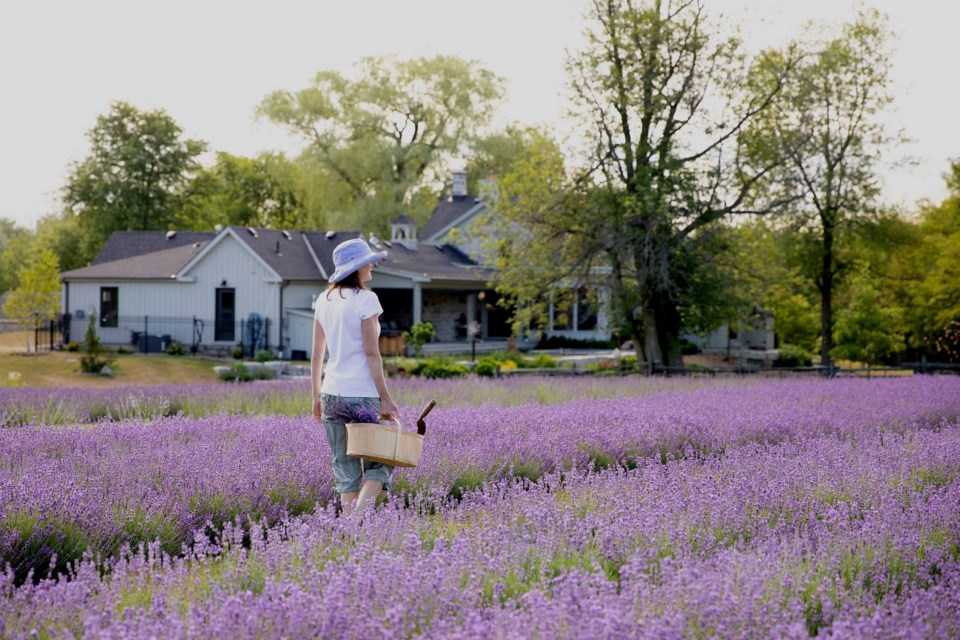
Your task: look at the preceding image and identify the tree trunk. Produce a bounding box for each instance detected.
[643,307,661,372]
[652,294,684,370]
[820,223,834,370]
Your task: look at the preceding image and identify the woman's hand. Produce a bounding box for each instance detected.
[312,397,322,422]
[380,397,398,422]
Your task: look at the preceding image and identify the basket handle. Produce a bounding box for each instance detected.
[416,400,436,436]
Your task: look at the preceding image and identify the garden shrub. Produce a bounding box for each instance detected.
[474,358,498,377]
[414,356,469,379]
[80,313,113,374]
[231,346,244,360]
[536,335,617,349]
[402,321,435,357]
[219,362,253,383]
[250,365,277,381]
[529,353,558,368]
[775,345,814,368]
[679,338,700,355]
[165,341,185,356]
[66,342,79,352]
[253,349,273,363]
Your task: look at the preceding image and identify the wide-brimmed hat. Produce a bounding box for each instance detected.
[328,238,388,283]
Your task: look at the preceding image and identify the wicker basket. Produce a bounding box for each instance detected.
[346,401,436,468]
[346,421,424,467]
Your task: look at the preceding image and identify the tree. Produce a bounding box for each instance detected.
[2,249,61,352]
[0,218,32,292]
[723,220,820,352]
[179,152,305,230]
[832,272,905,365]
[80,311,113,374]
[491,0,796,368]
[743,10,900,368]
[63,101,206,262]
[258,55,504,233]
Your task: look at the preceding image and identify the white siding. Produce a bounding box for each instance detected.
[284,282,325,311]
[369,271,417,289]
[286,310,315,359]
[65,234,286,348]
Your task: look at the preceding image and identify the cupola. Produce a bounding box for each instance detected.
[390,215,418,249]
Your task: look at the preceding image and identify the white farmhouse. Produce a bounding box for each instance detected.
[60,174,612,357]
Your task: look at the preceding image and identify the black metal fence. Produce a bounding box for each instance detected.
[59,314,272,356]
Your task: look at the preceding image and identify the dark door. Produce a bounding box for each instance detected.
[215,288,235,341]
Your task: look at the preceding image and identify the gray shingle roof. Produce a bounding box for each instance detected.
[302,231,366,278]
[228,226,341,281]
[69,226,491,284]
[375,241,490,283]
[92,231,215,265]
[62,242,210,280]
[420,196,485,242]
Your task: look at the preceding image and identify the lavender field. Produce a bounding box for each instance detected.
[2,376,960,638]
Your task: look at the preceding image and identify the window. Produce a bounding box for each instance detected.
[576,288,598,331]
[100,287,118,327]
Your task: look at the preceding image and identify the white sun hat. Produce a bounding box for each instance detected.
[328,238,388,284]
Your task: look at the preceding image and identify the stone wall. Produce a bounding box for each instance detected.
[422,291,468,342]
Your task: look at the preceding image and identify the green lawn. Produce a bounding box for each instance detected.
[0,350,222,388]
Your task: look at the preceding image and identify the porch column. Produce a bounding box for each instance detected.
[412,283,422,325]
[572,288,579,330]
[466,292,476,325]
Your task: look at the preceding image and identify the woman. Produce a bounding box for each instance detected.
[311,238,398,517]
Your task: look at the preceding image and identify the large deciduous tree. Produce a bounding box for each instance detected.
[258,55,503,233]
[743,10,900,368]
[2,249,61,352]
[492,0,795,368]
[63,102,206,263]
[179,152,305,230]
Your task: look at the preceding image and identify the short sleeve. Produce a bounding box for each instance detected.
[358,291,383,320]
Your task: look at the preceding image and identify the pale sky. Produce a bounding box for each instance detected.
[1,0,957,229]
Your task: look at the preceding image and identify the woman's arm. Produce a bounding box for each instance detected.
[310,318,327,422]
[361,315,397,420]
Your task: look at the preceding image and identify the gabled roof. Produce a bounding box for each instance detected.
[66,226,490,285]
[92,231,215,265]
[303,231,365,277]
[391,214,416,225]
[420,195,486,242]
[228,226,330,281]
[374,241,490,283]
[62,241,210,280]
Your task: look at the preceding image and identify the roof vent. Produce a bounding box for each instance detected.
[214,224,223,232]
[166,230,176,240]
[435,245,445,252]
[281,230,292,240]
[325,231,336,239]
[247,227,258,238]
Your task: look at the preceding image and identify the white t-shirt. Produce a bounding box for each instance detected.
[314,287,383,397]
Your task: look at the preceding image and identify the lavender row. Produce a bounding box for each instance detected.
[3,426,959,638]
[0,375,730,426]
[2,377,959,582]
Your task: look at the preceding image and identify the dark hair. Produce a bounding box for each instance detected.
[326,270,366,299]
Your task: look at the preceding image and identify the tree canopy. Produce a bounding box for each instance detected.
[489,0,796,367]
[742,9,900,367]
[258,55,504,233]
[2,249,61,352]
[63,101,206,263]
